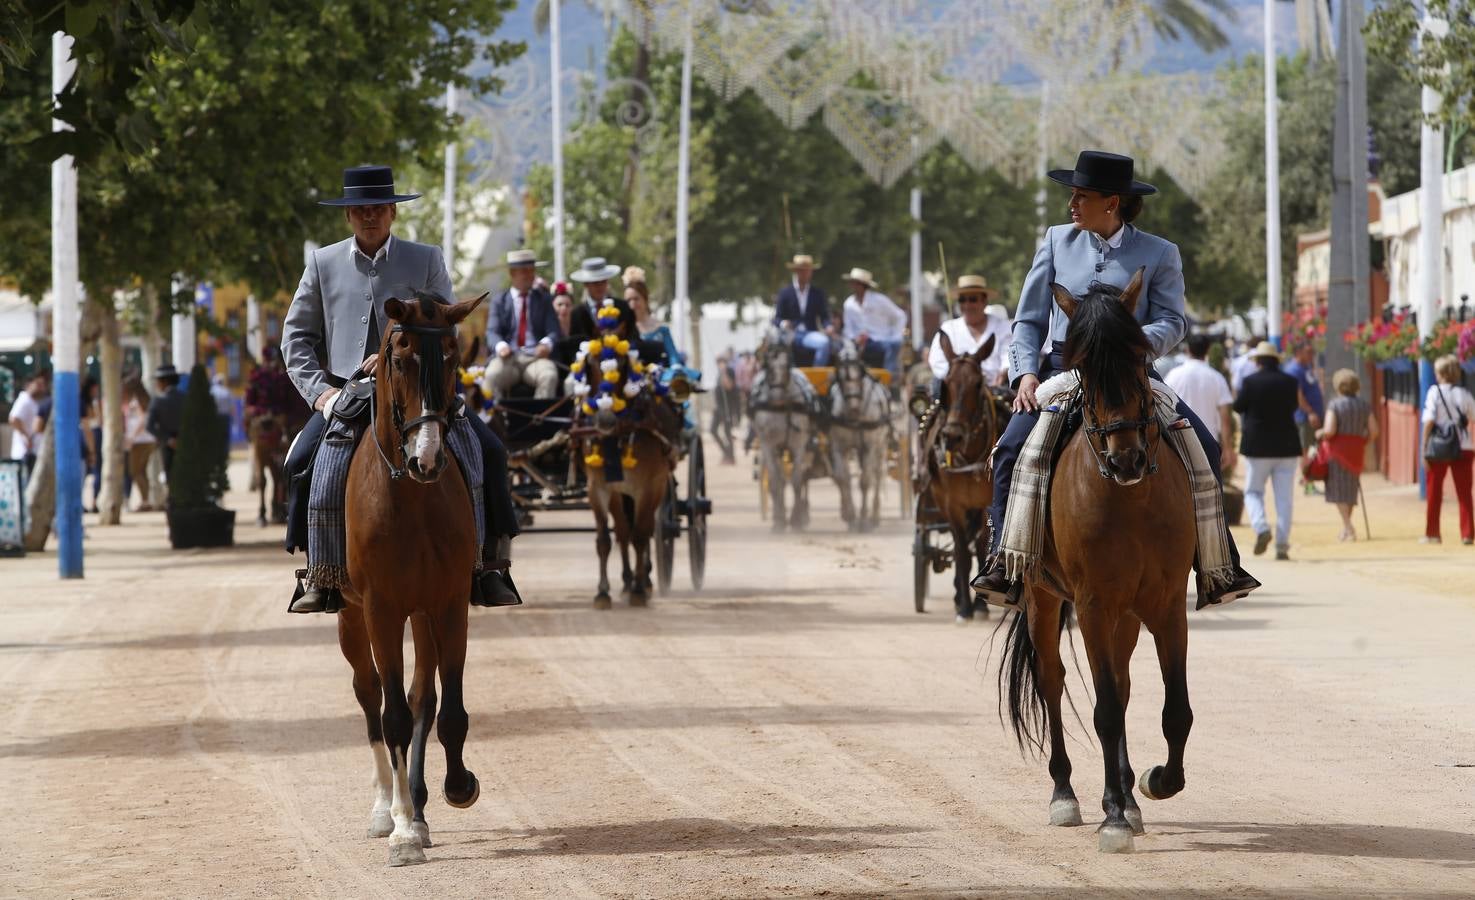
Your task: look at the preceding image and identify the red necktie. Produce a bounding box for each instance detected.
[516,295,528,347]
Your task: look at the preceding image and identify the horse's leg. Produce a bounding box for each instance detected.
[338,606,392,839]
[832,435,855,529]
[1029,592,1080,827]
[612,494,635,601]
[630,481,660,605]
[789,430,810,531]
[766,447,787,533]
[436,594,479,812]
[970,519,991,621]
[407,613,439,848]
[365,606,425,866]
[1109,614,1144,836]
[591,493,613,608]
[950,516,974,620]
[255,451,267,527]
[1139,604,1192,803]
[1076,605,1134,853]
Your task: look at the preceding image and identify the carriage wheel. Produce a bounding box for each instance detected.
[687,435,708,591]
[655,477,677,596]
[912,496,930,613]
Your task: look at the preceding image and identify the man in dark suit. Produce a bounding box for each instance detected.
[1233,341,1304,560]
[484,249,561,398]
[772,254,834,365]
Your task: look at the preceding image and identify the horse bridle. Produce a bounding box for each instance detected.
[1078,380,1162,481]
[369,322,457,480]
[937,360,998,473]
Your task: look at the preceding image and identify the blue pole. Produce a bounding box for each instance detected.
[1418,358,1435,500]
[51,31,83,579]
[53,372,84,576]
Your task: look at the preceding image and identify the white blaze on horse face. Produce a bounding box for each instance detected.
[413,400,441,472]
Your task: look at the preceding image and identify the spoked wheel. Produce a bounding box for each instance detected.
[912,494,929,613]
[655,476,677,596]
[687,435,709,591]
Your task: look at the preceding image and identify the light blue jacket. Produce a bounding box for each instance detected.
[1007,223,1187,385]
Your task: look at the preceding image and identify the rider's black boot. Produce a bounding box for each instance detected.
[1199,566,1260,610]
[471,537,523,608]
[288,569,344,614]
[970,558,1022,609]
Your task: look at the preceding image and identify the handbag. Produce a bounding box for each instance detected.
[1301,439,1330,482]
[1424,387,1468,463]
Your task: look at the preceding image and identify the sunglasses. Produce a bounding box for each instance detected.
[958,295,985,304]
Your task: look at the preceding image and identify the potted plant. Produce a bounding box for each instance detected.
[166,363,235,548]
[1282,303,1328,355]
[1345,311,1419,370]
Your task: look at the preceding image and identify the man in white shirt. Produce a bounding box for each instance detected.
[840,267,908,376]
[484,249,560,399]
[927,275,1012,386]
[8,370,49,474]
[1165,333,1234,470]
[1230,337,1263,395]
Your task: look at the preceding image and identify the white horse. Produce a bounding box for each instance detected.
[827,343,892,532]
[751,334,815,532]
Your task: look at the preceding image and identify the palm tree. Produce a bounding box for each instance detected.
[1108,0,1236,52]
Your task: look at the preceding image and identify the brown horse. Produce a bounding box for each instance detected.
[998,272,1196,854]
[246,401,310,526]
[925,332,1000,621]
[339,290,486,867]
[580,349,678,608]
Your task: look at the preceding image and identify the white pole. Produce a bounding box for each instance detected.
[246,293,261,361]
[674,5,694,345]
[1035,80,1050,245]
[909,184,923,345]
[1419,17,1447,343]
[444,83,458,293]
[52,30,83,578]
[1265,0,1283,344]
[170,274,196,373]
[550,0,566,280]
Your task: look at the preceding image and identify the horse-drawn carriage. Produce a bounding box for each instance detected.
[484,364,712,596]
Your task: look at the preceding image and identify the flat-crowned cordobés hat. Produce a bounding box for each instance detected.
[786,254,821,270]
[570,257,621,283]
[842,267,880,290]
[1250,340,1281,362]
[506,249,548,268]
[950,274,1000,301]
[318,165,422,207]
[1047,150,1156,196]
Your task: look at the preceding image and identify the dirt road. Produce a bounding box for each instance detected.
[4,452,1473,898]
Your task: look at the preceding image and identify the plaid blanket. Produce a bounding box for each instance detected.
[1000,374,1232,591]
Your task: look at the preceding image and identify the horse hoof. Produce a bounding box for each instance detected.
[444,771,480,809]
[629,593,649,607]
[593,594,612,610]
[1098,823,1135,854]
[412,820,432,848]
[1138,767,1166,801]
[256,516,267,528]
[388,834,427,867]
[1124,808,1145,836]
[367,807,394,838]
[1048,799,1083,827]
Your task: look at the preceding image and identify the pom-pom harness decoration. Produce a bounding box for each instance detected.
[572,298,671,472]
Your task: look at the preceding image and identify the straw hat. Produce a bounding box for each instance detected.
[505,248,548,268]
[841,267,879,290]
[950,274,1001,301]
[785,254,821,271]
[1250,340,1281,362]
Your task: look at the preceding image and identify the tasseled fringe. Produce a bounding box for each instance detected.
[305,564,350,591]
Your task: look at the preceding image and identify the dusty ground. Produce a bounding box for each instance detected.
[3,440,1473,899]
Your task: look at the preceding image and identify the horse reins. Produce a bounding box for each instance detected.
[937,362,998,475]
[369,322,456,480]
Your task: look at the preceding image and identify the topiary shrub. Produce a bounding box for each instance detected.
[169,364,230,509]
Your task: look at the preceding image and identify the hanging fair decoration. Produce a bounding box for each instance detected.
[751,34,858,129]
[822,88,940,188]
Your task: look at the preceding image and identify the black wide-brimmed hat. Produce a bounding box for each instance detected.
[318,165,422,207]
[1047,150,1156,196]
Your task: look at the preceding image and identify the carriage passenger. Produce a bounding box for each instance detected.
[773,254,834,366]
[970,151,1261,609]
[281,165,523,613]
[483,249,560,400]
[840,268,908,378]
[927,275,1012,393]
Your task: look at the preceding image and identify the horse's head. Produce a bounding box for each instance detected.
[835,341,869,418]
[380,290,486,483]
[762,330,793,386]
[1055,268,1155,486]
[573,309,655,436]
[937,330,998,456]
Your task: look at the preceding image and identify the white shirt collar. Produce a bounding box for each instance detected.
[1101,225,1126,250]
[350,234,393,263]
[793,276,810,297]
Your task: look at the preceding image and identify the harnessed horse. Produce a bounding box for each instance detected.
[998,273,1197,855]
[827,343,891,532]
[750,331,816,532]
[338,291,487,867]
[925,333,1003,620]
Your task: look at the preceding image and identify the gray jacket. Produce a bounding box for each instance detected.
[281,234,453,406]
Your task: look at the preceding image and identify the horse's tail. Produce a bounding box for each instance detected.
[997,602,1075,756]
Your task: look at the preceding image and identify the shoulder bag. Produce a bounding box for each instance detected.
[1424,387,1468,463]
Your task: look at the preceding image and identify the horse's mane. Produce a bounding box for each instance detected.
[1061,285,1151,409]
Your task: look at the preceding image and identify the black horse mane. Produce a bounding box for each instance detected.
[1060,284,1152,409]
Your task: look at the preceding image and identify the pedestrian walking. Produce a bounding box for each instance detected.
[1164,333,1234,471]
[1420,355,1475,545]
[7,369,50,476]
[122,376,156,511]
[1281,343,1324,493]
[145,365,187,476]
[1316,369,1377,543]
[1234,341,1302,560]
[81,376,102,512]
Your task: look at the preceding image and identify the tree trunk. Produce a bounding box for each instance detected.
[23,418,54,552]
[97,301,126,525]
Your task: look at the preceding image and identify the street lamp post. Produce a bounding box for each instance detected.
[51,31,83,578]
[674,4,695,363]
[550,0,566,280]
[1417,15,1448,498]
[1265,0,1283,346]
[444,84,458,291]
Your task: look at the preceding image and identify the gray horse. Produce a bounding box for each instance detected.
[827,342,891,532]
[750,332,815,532]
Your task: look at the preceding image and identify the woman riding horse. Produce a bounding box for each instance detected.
[972,150,1261,608]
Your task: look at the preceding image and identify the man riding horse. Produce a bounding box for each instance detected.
[281,165,522,613]
[971,151,1261,609]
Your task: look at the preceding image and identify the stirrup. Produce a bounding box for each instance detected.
[970,564,1022,609]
